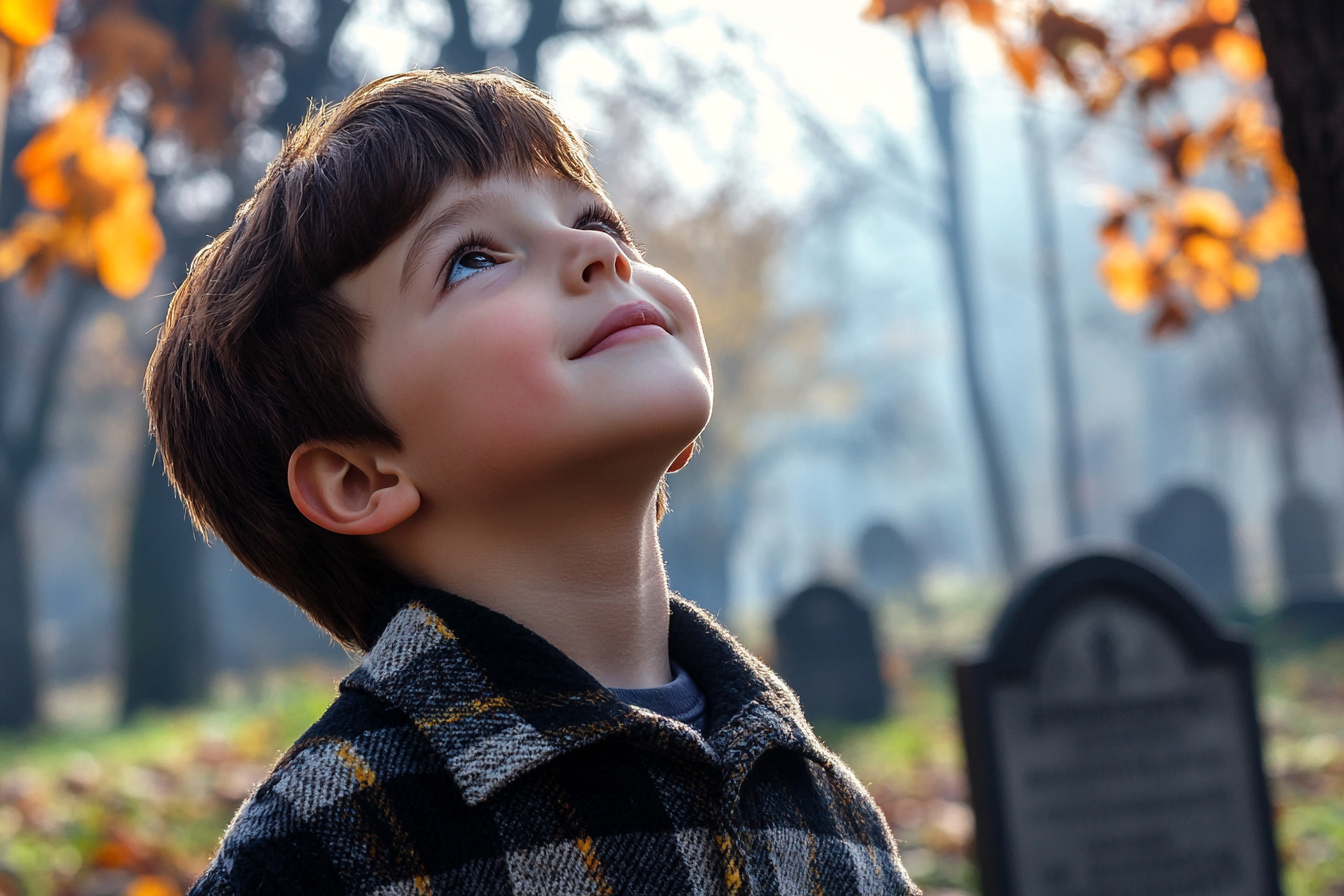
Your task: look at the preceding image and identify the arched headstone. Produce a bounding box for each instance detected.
[1133,485,1241,612]
[773,584,886,723]
[1274,493,1344,636]
[956,552,1281,896]
[1275,492,1337,601]
[857,521,923,599]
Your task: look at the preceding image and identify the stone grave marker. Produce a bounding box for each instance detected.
[956,551,1280,896]
[1275,491,1336,600]
[858,521,923,600]
[1275,493,1344,637]
[1133,484,1241,612]
[774,583,886,723]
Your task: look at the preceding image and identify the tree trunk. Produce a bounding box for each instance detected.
[1023,99,1085,541]
[1231,300,1301,493]
[911,27,1023,574]
[0,279,90,729]
[1247,0,1344,381]
[513,0,567,85]
[439,0,489,73]
[123,437,209,715]
[0,480,37,728]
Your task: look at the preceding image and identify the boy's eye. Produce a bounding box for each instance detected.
[446,250,497,286]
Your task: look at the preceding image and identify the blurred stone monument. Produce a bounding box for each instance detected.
[1133,484,1241,613]
[1275,492,1337,599]
[774,583,886,723]
[857,521,923,603]
[956,552,1281,896]
[1275,492,1344,636]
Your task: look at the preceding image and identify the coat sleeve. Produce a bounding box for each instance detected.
[187,736,431,896]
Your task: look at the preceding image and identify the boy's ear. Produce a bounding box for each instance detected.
[288,441,420,535]
[667,441,697,474]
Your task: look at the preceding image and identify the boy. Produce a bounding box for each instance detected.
[148,70,918,896]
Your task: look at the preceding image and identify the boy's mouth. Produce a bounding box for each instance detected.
[573,301,671,358]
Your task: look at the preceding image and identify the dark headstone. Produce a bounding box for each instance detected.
[956,551,1281,896]
[1133,484,1241,612]
[1275,492,1337,601]
[1278,598,1344,639]
[774,584,886,723]
[858,522,923,599]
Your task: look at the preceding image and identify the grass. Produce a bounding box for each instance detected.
[0,625,1341,895]
[0,665,346,896]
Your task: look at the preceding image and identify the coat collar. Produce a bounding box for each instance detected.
[341,588,832,806]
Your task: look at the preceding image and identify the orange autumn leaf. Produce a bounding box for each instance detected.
[1099,209,1127,244]
[863,0,942,22]
[91,839,139,869]
[1169,42,1200,73]
[1229,261,1259,298]
[0,212,59,279]
[1126,45,1168,82]
[1182,232,1235,272]
[1205,0,1239,25]
[1175,187,1241,237]
[962,0,996,28]
[4,91,162,297]
[1004,44,1047,92]
[0,0,59,47]
[1099,237,1151,311]
[125,875,181,896]
[90,181,163,298]
[1212,28,1265,82]
[25,164,71,210]
[1242,193,1305,261]
[1193,273,1231,310]
[14,96,113,202]
[76,137,148,191]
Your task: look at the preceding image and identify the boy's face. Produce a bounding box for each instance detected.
[335,174,713,513]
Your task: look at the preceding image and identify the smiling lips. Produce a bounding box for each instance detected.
[574,301,671,358]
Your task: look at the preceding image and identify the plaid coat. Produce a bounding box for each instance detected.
[189,589,918,896]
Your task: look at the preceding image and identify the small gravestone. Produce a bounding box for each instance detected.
[1134,484,1241,612]
[1275,492,1337,600]
[774,584,886,723]
[858,522,923,600]
[956,551,1280,896]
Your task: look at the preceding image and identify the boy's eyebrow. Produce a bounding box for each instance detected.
[400,195,488,293]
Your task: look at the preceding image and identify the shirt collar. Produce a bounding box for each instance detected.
[341,588,831,806]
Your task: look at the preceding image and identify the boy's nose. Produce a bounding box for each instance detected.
[567,231,633,292]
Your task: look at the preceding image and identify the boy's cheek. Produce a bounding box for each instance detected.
[432,309,571,440]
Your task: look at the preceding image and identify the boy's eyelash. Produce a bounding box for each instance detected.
[575,204,643,253]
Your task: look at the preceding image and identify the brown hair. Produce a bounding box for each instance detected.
[146,70,662,652]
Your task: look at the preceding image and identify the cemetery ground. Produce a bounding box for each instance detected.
[0,594,1342,896]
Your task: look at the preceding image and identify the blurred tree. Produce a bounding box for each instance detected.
[1247,1,1344,387]
[863,4,1024,572]
[0,0,68,728]
[864,0,1309,554]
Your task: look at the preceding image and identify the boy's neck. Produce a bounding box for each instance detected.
[377,490,674,690]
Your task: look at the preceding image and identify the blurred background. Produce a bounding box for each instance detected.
[0,0,1341,894]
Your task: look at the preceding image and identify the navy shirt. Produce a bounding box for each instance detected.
[610,662,707,732]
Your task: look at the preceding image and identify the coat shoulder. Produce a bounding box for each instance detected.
[188,689,453,896]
